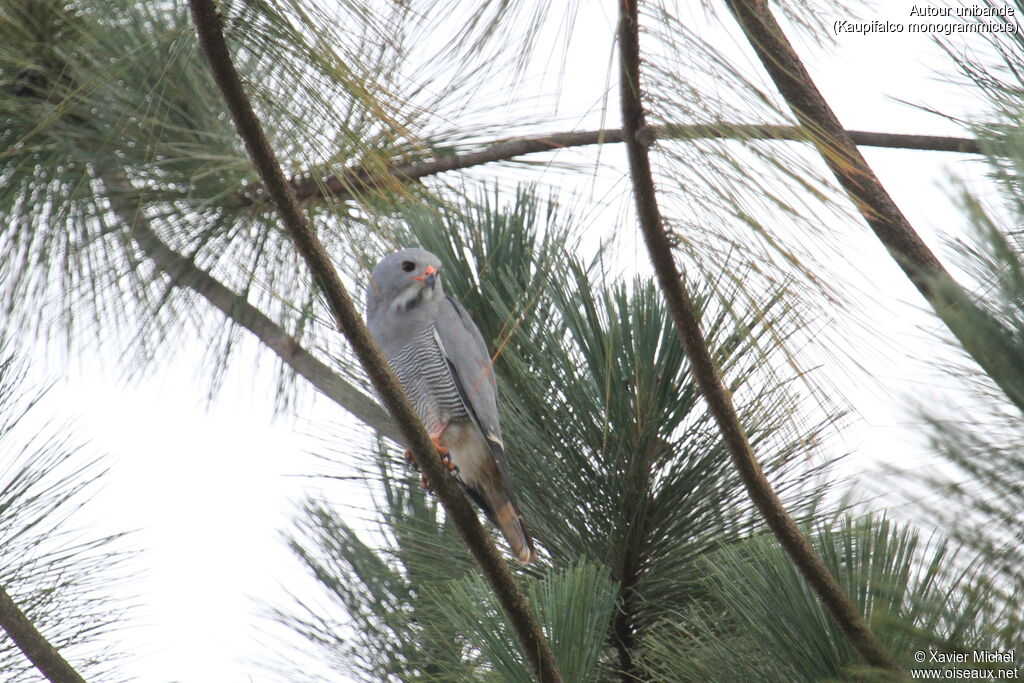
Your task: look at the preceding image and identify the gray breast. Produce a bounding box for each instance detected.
[389,325,468,434]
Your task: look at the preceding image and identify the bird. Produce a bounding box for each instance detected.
[365,247,535,563]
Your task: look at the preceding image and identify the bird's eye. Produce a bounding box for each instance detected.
[401,260,415,273]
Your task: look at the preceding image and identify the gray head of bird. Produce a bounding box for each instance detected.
[366,247,445,321]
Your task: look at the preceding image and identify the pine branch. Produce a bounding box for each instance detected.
[0,584,86,683]
[98,169,397,440]
[612,552,646,681]
[617,0,901,674]
[279,125,980,205]
[186,2,562,681]
[726,0,1024,413]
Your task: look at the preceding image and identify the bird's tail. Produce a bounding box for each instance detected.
[469,482,535,563]
[493,498,536,564]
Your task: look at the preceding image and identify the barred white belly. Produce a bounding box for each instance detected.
[388,325,467,433]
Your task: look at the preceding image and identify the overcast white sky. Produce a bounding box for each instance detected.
[14,2,1005,681]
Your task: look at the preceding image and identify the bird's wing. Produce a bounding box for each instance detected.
[433,295,504,454]
[433,294,535,563]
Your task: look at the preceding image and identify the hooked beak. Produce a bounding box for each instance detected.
[412,265,438,288]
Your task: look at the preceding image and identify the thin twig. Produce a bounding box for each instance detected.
[725,1,1024,412]
[186,2,562,681]
[617,0,902,674]
[276,124,980,205]
[0,584,87,683]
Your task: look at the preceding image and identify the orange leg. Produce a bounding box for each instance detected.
[429,431,457,474]
[406,429,457,491]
